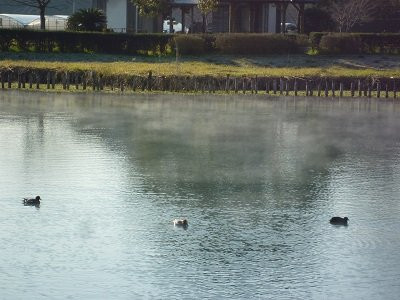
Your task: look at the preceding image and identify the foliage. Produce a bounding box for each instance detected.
[0,30,14,51]
[318,33,400,54]
[2,28,400,57]
[319,33,363,54]
[197,0,219,15]
[174,35,206,55]
[0,28,172,55]
[67,9,107,32]
[130,0,170,16]
[214,34,305,55]
[309,32,326,50]
[304,7,335,34]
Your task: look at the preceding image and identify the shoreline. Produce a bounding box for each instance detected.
[0,82,398,99]
[1,52,399,98]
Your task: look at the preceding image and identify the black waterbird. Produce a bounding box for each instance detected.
[23,196,41,205]
[330,216,349,225]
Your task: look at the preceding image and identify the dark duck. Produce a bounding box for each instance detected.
[23,196,41,206]
[330,216,349,225]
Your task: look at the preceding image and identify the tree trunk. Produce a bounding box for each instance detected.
[169,7,173,33]
[229,3,236,33]
[280,3,288,34]
[202,14,206,33]
[181,7,186,33]
[298,4,305,34]
[169,16,174,33]
[40,6,46,30]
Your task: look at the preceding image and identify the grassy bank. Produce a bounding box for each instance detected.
[1,52,400,79]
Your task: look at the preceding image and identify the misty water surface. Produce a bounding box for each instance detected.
[0,91,400,299]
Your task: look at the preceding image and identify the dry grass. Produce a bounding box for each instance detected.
[1,52,399,79]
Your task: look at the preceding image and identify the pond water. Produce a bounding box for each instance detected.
[1,91,400,299]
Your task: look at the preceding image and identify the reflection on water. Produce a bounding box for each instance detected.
[1,91,400,299]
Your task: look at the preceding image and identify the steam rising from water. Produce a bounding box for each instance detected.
[1,91,400,299]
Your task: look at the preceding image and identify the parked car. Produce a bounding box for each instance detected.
[163,20,188,33]
[284,22,298,34]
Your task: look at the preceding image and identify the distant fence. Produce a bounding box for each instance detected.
[0,69,398,98]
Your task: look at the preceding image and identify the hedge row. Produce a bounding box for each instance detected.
[310,32,400,54]
[0,29,172,54]
[166,33,400,55]
[0,29,307,55]
[174,34,308,55]
[1,28,400,55]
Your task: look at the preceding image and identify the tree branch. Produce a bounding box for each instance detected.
[8,0,51,9]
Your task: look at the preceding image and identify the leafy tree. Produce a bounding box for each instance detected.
[130,0,170,16]
[8,0,51,30]
[197,0,218,15]
[197,0,219,33]
[130,0,220,33]
[304,7,335,33]
[130,0,171,32]
[67,8,107,32]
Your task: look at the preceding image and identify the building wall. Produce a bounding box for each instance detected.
[267,3,276,33]
[126,1,137,32]
[98,0,291,34]
[286,5,298,25]
[96,0,161,33]
[106,0,127,32]
[207,2,277,33]
[93,0,107,13]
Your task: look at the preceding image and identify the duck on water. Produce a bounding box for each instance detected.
[173,218,188,228]
[330,217,349,225]
[23,196,41,206]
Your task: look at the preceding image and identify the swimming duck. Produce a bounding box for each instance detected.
[330,216,349,225]
[173,218,188,227]
[23,196,41,205]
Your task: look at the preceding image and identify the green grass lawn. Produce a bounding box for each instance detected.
[1,52,400,79]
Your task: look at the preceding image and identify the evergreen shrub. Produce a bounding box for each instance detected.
[318,33,400,54]
[174,35,206,55]
[0,29,172,55]
[214,34,305,55]
[319,33,363,54]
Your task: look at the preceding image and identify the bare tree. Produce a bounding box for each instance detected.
[331,0,376,32]
[9,0,51,30]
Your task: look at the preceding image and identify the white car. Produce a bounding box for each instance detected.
[163,20,188,33]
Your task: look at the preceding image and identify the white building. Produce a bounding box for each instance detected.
[93,0,304,34]
[93,0,162,33]
[0,14,68,30]
[28,15,69,31]
[0,14,34,29]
